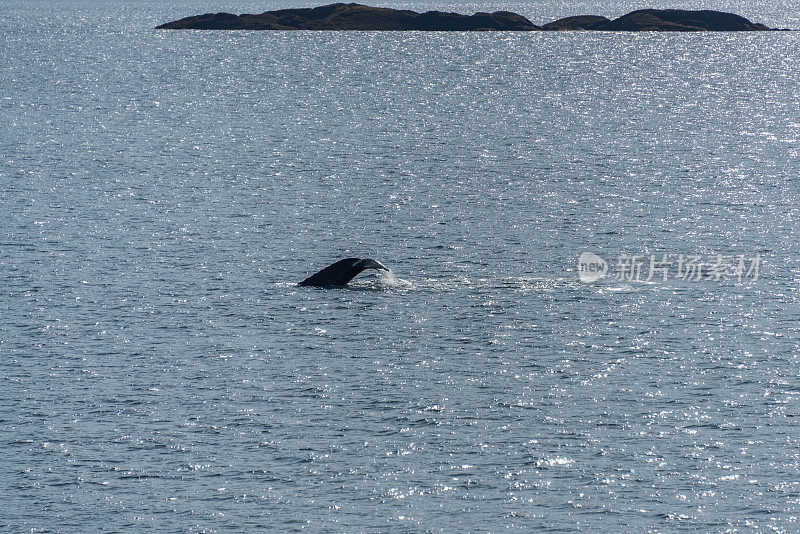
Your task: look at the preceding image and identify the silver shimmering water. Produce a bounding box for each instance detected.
[2,0,800,531]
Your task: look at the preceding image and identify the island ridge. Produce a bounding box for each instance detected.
[156,4,778,31]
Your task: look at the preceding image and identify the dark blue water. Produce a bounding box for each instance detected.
[2,1,800,531]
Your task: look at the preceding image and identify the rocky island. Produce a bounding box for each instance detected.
[541,9,773,31]
[156,3,778,31]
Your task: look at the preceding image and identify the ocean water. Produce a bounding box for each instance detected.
[2,0,800,531]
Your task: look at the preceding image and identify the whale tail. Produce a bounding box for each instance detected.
[298,258,389,287]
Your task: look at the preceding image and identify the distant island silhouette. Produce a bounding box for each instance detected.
[156,3,779,31]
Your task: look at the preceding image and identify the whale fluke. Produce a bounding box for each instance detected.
[298,258,389,287]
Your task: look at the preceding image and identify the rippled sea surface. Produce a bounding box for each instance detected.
[2,0,800,531]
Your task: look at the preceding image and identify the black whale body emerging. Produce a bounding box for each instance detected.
[298,258,389,287]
